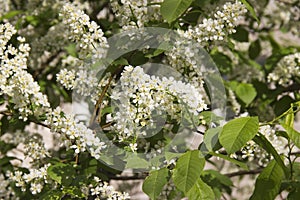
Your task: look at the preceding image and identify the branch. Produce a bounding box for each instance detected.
[107,173,148,180]
[225,168,263,177]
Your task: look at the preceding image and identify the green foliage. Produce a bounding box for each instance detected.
[250,160,284,200]
[172,150,205,193]
[186,178,215,200]
[160,0,193,24]
[235,83,257,106]
[219,117,259,154]
[142,168,170,200]
[47,163,76,185]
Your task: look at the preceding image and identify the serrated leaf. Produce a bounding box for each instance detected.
[253,133,288,177]
[250,160,284,200]
[231,26,249,42]
[249,39,261,59]
[47,163,75,185]
[209,151,248,170]
[125,155,149,169]
[235,83,257,105]
[142,168,169,200]
[281,124,300,149]
[186,178,215,200]
[202,170,233,187]
[239,0,260,23]
[160,0,193,24]
[172,150,205,193]
[39,190,64,200]
[201,127,222,152]
[219,117,259,154]
[0,10,23,21]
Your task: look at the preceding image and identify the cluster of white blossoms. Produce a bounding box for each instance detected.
[60,3,108,60]
[24,135,50,162]
[8,163,50,195]
[165,1,247,98]
[110,0,163,30]
[228,89,241,115]
[183,0,247,44]
[0,23,50,120]
[233,125,288,166]
[45,107,106,158]
[89,176,130,200]
[0,173,14,199]
[268,52,300,86]
[111,66,207,148]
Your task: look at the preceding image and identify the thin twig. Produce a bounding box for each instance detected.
[225,168,263,178]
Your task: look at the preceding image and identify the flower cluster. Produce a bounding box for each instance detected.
[111,66,207,149]
[56,68,76,90]
[268,52,300,86]
[24,135,50,162]
[0,23,50,120]
[110,0,163,30]
[46,107,106,158]
[8,164,50,195]
[184,1,247,44]
[60,3,108,60]
[233,125,288,166]
[0,173,14,199]
[89,176,130,200]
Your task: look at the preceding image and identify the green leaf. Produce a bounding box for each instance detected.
[211,51,233,74]
[285,111,294,128]
[160,0,193,24]
[62,186,86,198]
[231,26,249,42]
[125,155,149,169]
[249,39,261,59]
[281,124,300,149]
[39,190,64,200]
[47,163,75,185]
[235,83,257,105]
[142,168,169,200]
[200,127,222,152]
[253,133,288,177]
[219,117,259,154]
[209,151,248,170]
[239,0,260,23]
[64,44,77,57]
[172,150,205,193]
[250,160,284,200]
[186,178,215,200]
[0,10,23,21]
[202,170,233,187]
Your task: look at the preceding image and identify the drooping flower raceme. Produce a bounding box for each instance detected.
[60,2,108,60]
[268,52,300,86]
[110,0,163,30]
[111,66,207,149]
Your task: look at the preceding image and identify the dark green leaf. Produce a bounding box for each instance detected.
[209,151,248,170]
[239,0,260,23]
[253,133,288,177]
[249,39,261,59]
[186,178,215,200]
[281,124,300,149]
[250,160,284,200]
[231,26,249,42]
[47,163,75,186]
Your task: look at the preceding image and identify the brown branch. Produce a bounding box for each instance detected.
[225,168,263,178]
[107,173,148,180]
